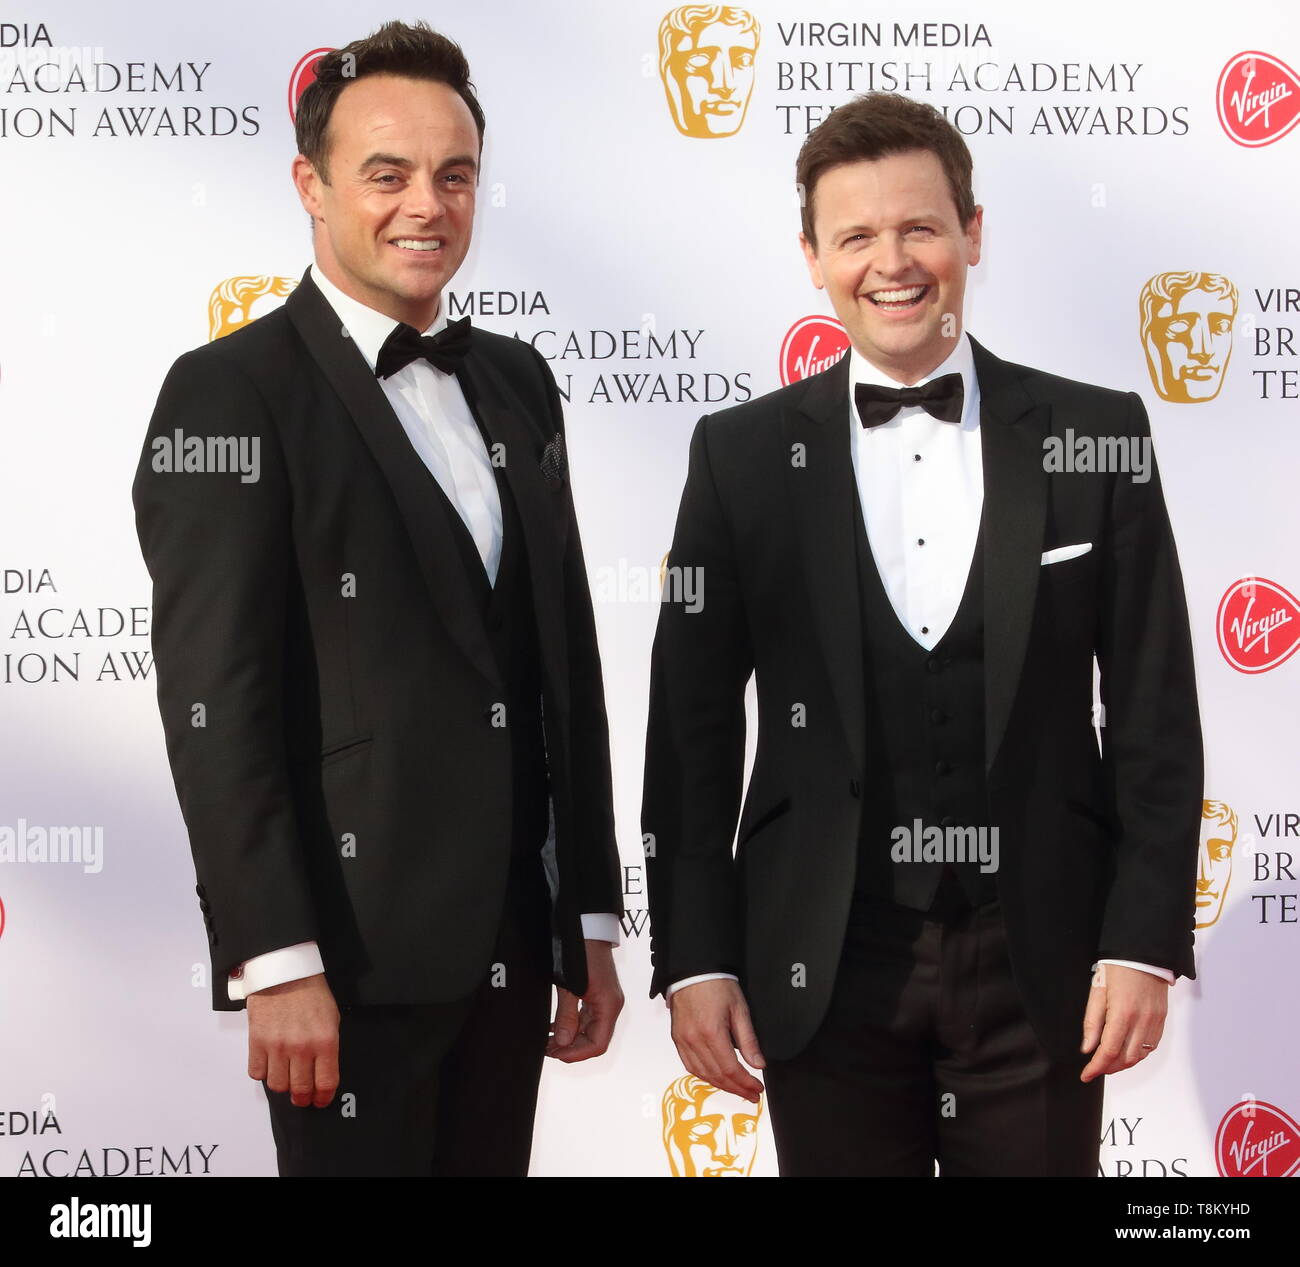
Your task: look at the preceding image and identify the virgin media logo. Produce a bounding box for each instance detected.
[288,48,334,122]
[1216,577,1300,674]
[780,316,849,386]
[1216,51,1300,147]
[1215,1100,1300,1177]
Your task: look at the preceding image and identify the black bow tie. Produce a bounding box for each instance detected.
[375,316,473,380]
[855,372,964,428]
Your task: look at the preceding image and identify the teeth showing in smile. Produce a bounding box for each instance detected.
[868,285,927,308]
[393,238,441,251]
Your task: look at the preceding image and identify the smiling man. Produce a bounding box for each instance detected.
[642,92,1203,1175]
[134,20,623,1176]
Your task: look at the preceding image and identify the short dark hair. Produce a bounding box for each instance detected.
[295,19,485,184]
[796,93,976,246]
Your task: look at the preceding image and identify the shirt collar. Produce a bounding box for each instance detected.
[848,330,978,428]
[307,263,448,375]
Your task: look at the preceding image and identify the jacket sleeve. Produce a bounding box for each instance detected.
[1094,390,1203,979]
[642,415,754,997]
[132,347,319,989]
[526,344,623,919]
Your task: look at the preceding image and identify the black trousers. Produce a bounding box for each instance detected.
[763,896,1104,1176]
[262,856,554,1177]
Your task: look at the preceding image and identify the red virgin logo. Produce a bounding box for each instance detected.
[1216,577,1300,674]
[780,316,849,386]
[1216,1100,1300,1176]
[288,48,334,122]
[1216,51,1300,147]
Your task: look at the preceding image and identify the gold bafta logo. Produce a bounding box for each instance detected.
[208,275,299,341]
[1197,800,1238,928]
[658,6,760,139]
[1139,272,1238,403]
[662,1075,762,1176]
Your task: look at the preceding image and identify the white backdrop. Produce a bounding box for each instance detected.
[0,0,1297,1178]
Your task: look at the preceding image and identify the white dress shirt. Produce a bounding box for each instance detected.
[228,264,619,1002]
[667,332,1173,999]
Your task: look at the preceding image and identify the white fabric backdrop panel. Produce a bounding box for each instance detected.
[0,0,1295,1177]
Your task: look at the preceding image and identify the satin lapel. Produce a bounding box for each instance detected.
[970,335,1051,773]
[284,268,500,689]
[785,354,865,774]
[457,347,570,714]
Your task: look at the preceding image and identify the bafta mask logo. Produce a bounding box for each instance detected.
[208,276,299,341]
[1197,800,1238,928]
[1139,271,1237,403]
[662,1075,762,1176]
[658,6,760,139]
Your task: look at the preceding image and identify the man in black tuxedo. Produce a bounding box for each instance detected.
[133,20,623,1176]
[642,92,1202,1175]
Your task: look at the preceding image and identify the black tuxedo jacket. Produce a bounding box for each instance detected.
[134,268,622,1011]
[642,336,1203,1063]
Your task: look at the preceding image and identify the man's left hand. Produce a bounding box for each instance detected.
[547,940,623,1063]
[1080,963,1168,1082]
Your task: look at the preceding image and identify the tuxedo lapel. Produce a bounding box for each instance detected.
[785,354,866,775]
[969,335,1051,773]
[284,268,500,689]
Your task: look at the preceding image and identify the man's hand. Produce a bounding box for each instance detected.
[669,978,765,1104]
[247,972,340,1107]
[1080,963,1168,1082]
[547,940,623,1063]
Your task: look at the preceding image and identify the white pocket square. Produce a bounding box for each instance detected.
[1041,543,1092,566]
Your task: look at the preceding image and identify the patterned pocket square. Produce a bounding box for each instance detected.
[540,431,567,488]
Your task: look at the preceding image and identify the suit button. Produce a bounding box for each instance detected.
[849,778,861,798]
[929,709,946,724]
[488,612,504,632]
[941,815,956,828]
[935,760,953,775]
[229,964,244,980]
[927,658,941,674]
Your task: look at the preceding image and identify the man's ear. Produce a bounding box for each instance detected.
[799,232,825,290]
[966,205,984,268]
[291,153,324,222]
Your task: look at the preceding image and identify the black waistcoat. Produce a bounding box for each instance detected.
[852,496,998,914]
[416,393,550,860]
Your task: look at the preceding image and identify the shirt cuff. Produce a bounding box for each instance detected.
[227,941,325,1001]
[580,913,621,946]
[1092,958,1176,986]
[666,972,739,999]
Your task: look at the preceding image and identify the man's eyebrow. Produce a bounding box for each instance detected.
[358,152,413,172]
[357,152,479,174]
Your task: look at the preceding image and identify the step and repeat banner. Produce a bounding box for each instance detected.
[0,1,1297,1178]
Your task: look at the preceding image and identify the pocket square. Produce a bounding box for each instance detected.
[540,431,567,488]
[1041,542,1092,566]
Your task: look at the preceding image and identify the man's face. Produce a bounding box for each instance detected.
[800,150,982,385]
[665,20,757,137]
[1148,288,1235,402]
[293,74,479,327]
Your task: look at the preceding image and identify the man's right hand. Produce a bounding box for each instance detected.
[246,973,340,1108]
[669,978,765,1104]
